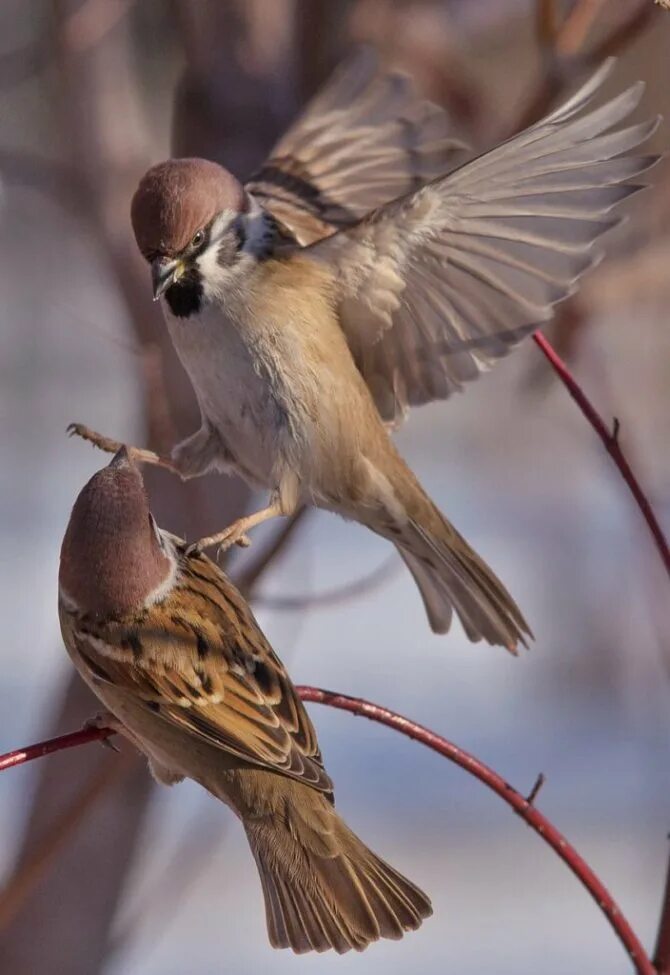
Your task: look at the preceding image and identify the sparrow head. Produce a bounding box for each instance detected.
[59,449,175,619]
[131,158,262,317]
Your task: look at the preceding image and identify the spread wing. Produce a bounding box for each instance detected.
[246,48,465,245]
[68,546,331,793]
[303,60,660,425]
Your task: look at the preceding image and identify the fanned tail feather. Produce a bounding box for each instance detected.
[246,798,432,954]
[397,515,531,650]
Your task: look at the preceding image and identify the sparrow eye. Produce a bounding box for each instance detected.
[191,230,205,249]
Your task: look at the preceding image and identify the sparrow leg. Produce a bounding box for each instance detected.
[67,423,181,477]
[188,497,286,558]
[171,423,230,479]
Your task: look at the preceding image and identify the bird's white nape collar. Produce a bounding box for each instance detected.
[241,194,275,257]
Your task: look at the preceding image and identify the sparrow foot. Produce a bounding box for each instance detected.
[67,423,180,476]
[82,711,122,752]
[187,499,286,560]
[186,526,252,560]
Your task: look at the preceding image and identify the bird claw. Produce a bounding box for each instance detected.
[215,533,251,563]
[187,529,252,561]
[66,422,120,456]
[82,712,121,752]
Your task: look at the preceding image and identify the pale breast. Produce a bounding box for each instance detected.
[164,301,291,487]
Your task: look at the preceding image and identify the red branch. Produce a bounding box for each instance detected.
[0,687,656,975]
[533,333,670,579]
[0,727,113,772]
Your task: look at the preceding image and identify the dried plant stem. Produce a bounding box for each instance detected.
[533,333,670,579]
[0,688,657,975]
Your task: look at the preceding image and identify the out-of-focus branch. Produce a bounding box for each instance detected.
[533,333,670,579]
[251,554,400,611]
[508,0,652,134]
[0,754,125,930]
[235,506,310,597]
[0,676,152,975]
[61,0,137,52]
[0,690,657,975]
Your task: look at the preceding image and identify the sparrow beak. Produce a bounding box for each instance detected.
[151,257,182,301]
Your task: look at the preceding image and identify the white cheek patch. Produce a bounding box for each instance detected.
[195,209,237,298]
[145,534,179,607]
[193,202,270,299]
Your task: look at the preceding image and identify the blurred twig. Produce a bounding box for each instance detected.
[61,0,137,52]
[0,692,658,975]
[251,553,400,611]
[508,0,652,135]
[235,506,310,597]
[0,754,127,930]
[0,677,151,975]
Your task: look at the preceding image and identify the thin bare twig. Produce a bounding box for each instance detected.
[0,690,656,975]
[533,333,670,579]
[526,772,546,805]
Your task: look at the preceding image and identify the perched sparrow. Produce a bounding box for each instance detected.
[75,56,658,650]
[58,449,432,954]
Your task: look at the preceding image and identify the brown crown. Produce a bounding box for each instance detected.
[131,158,247,258]
[59,450,171,618]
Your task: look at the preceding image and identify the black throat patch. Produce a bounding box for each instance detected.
[164,270,204,319]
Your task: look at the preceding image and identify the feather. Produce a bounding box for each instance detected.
[305,61,660,421]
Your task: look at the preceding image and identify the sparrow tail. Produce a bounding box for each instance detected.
[396,511,532,650]
[245,792,431,954]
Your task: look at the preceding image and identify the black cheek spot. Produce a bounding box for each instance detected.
[165,271,204,318]
[146,701,160,713]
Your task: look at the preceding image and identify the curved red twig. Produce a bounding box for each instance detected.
[0,687,656,974]
[533,333,670,579]
[297,687,656,975]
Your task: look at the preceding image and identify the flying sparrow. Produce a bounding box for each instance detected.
[72,56,659,650]
[58,449,432,954]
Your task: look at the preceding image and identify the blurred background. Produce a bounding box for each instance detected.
[0,1,669,973]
